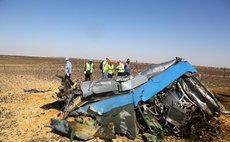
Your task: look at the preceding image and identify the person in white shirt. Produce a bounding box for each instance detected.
[65,57,74,85]
[100,57,110,79]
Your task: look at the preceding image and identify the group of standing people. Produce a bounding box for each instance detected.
[100,57,131,79]
[64,57,131,82]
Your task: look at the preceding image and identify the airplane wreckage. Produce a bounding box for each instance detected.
[51,58,228,141]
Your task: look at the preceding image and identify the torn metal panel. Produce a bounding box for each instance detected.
[181,77,220,117]
[70,93,133,115]
[51,119,70,135]
[63,96,82,118]
[92,79,119,94]
[98,104,139,139]
[137,104,164,136]
[140,58,181,79]
[185,76,220,116]
[81,79,119,98]
[120,75,148,91]
[116,75,132,82]
[80,81,93,97]
[166,105,187,127]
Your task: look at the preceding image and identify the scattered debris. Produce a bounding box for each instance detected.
[51,58,228,141]
[24,88,52,93]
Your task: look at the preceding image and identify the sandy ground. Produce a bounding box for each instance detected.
[0,55,230,142]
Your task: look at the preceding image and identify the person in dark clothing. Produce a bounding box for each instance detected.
[84,59,94,81]
[124,58,131,76]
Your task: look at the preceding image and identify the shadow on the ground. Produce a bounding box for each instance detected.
[214,92,230,110]
[40,100,64,111]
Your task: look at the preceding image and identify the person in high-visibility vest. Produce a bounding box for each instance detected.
[101,57,110,79]
[84,59,94,81]
[116,60,125,76]
[104,59,114,78]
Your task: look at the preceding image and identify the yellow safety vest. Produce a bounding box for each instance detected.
[86,62,94,73]
[117,63,125,73]
[104,63,114,75]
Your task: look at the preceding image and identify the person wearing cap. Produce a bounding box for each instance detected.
[124,58,131,76]
[100,57,110,79]
[104,59,114,78]
[116,60,125,76]
[65,57,74,85]
[84,59,94,81]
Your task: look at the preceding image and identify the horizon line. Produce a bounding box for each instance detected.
[0,54,229,69]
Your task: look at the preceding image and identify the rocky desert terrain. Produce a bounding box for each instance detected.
[0,55,229,142]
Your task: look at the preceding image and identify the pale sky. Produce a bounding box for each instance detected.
[0,0,230,67]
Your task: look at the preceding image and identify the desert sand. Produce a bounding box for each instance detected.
[0,55,230,142]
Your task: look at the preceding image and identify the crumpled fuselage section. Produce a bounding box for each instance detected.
[51,58,223,141]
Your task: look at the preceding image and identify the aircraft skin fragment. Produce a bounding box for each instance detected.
[72,61,197,115]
